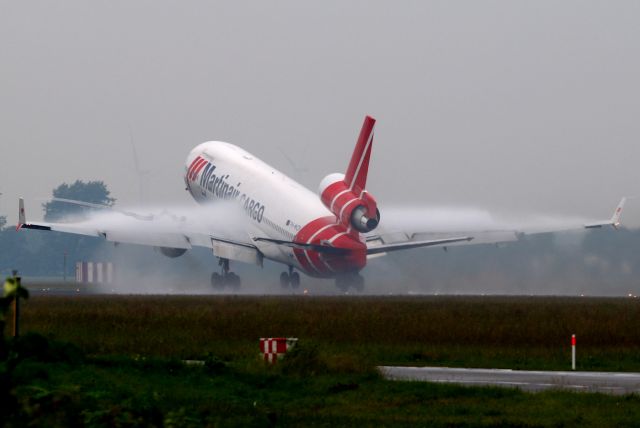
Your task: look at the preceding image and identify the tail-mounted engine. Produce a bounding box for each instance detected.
[319,173,380,233]
[316,115,379,234]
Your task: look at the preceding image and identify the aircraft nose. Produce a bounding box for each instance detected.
[185,149,200,170]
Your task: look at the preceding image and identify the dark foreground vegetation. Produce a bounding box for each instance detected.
[2,294,640,426]
[18,295,640,371]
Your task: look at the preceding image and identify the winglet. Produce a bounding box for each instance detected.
[17,197,25,231]
[584,197,628,229]
[610,197,626,228]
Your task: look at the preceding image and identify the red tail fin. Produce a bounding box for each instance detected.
[344,116,375,193]
[319,116,380,234]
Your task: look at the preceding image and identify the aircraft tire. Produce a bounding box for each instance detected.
[211,272,224,289]
[280,272,290,288]
[290,272,300,289]
[227,272,241,289]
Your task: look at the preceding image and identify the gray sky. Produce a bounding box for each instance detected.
[1,1,639,226]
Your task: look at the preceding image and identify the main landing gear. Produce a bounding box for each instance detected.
[335,272,364,292]
[280,265,300,289]
[211,258,241,289]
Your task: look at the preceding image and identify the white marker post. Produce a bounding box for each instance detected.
[571,334,576,370]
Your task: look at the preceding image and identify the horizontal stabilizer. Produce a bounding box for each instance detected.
[253,237,351,255]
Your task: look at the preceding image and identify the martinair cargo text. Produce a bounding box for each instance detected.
[17,116,626,290]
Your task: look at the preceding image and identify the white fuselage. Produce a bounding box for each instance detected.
[184,141,334,271]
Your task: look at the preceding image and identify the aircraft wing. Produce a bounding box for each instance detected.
[366,236,473,256]
[17,198,263,266]
[583,197,626,229]
[365,198,628,257]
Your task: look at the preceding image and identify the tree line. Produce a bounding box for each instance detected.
[0,181,113,277]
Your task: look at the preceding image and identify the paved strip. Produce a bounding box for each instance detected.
[379,366,640,395]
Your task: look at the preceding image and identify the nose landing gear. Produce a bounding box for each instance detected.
[280,265,300,289]
[211,258,241,289]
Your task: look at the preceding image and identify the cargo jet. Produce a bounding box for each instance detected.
[17,116,626,290]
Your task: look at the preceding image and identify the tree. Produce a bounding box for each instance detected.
[0,216,5,230]
[43,180,115,222]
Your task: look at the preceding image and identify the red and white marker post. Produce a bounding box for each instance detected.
[571,334,576,370]
[260,337,298,364]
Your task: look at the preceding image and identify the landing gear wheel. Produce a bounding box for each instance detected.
[211,258,241,290]
[226,272,241,289]
[280,266,301,290]
[211,272,223,289]
[290,272,301,289]
[280,272,290,288]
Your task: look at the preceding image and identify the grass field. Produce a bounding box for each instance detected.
[3,294,640,426]
[17,294,640,371]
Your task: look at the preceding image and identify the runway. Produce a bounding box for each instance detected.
[379,366,640,394]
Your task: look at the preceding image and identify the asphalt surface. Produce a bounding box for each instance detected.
[379,366,640,394]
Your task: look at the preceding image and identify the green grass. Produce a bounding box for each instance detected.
[16,295,640,371]
[9,356,640,427]
[4,294,640,426]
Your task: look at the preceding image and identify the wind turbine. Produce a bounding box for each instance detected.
[278,146,309,180]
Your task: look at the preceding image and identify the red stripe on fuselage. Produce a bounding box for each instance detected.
[187,156,202,180]
[190,158,207,181]
[188,158,204,181]
[188,156,201,171]
[293,216,367,278]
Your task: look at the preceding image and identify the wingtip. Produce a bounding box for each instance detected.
[610,197,627,225]
[17,197,25,231]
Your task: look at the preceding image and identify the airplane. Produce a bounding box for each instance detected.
[16,116,627,291]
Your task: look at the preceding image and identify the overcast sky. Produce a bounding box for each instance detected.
[1,1,639,226]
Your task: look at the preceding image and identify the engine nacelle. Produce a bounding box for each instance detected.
[157,247,188,258]
[318,173,380,233]
[350,205,381,233]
